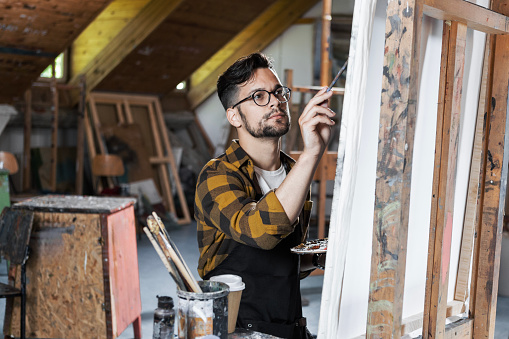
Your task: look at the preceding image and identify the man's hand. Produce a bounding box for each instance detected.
[274,87,336,224]
[298,87,336,159]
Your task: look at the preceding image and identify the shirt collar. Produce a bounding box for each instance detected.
[225,139,295,170]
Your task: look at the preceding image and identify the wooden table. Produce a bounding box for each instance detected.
[4,195,141,339]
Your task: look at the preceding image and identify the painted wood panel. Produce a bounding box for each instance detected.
[366,0,423,337]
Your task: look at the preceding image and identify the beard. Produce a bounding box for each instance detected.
[238,106,290,138]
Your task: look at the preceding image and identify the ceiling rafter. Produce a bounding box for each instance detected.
[71,0,151,78]
[186,0,320,110]
[68,0,183,91]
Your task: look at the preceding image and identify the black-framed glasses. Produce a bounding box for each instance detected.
[231,86,291,109]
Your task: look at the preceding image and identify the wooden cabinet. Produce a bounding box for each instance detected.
[4,196,141,339]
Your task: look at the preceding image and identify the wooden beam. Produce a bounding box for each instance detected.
[454,34,494,303]
[423,21,467,338]
[400,301,466,336]
[472,1,509,335]
[69,0,183,91]
[320,0,332,87]
[423,0,509,35]
[422,20,451,338]
[71,0,151,78]
[50,66,58,193]
[187,0,320,110]
[444,318,473,339]
[366,0,423,337]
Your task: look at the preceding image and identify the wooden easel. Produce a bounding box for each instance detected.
[85,92,191,225]
[366,0,509,337]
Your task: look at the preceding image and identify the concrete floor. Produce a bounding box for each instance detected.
[1,221,508,338]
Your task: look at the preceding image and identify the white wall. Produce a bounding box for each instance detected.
[195,0,352,156]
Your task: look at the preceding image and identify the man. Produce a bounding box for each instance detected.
[194,52,334,338]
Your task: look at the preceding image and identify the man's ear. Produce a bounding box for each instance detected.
[226,107,242,128]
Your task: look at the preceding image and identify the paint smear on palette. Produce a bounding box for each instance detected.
[441,212,453,285]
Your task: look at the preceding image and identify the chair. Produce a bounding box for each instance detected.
[0,151,19,175]
[91,154,125,194]
[0,207,34,339]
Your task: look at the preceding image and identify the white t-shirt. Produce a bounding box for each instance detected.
[254,164,287,194]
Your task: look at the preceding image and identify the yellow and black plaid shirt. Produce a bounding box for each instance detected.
[194,140,313,278]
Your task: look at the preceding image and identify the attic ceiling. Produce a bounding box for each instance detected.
[0,0,111,103]
[1,0,320,106]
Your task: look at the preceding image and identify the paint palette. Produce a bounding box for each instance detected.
[291,238,328,254]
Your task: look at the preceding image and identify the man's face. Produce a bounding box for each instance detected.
[234,68,290,139]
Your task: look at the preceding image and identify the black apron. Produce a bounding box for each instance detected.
[204,224,310,339]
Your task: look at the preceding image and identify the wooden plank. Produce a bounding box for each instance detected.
[75,76,86,195]
[69,0,184,91]
[23,89,31,192]
[147,101,177,217]
[292,86,345,94]
[154,98,192,224]
[472,3,509,335]
[454,34,493,302]
[400,301,465,336]
[319,0,332,87]
[366,0,423,336]
[7,211,107,337]
[187,0,320,109]
[423,21,451,337]
[71,0,151,77]
[468,35,495,319]
[50,68,58,193]
[423,0,509,35]
[103,206,141,337]
[424,21,467,339]
[444,318,473,339]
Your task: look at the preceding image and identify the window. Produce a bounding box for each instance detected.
[40,52,66,80]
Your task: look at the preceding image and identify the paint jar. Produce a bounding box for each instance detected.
[153,296,175,339]
[177,281,229,339]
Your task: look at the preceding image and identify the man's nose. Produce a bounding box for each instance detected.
[268,93,280,107]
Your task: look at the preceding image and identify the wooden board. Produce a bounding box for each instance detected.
[423,21,467,338]
[366,0,423,336]
[454,33,493,303]
[102,205,141,338]
[6,211,107,337]
[472,10,509,337]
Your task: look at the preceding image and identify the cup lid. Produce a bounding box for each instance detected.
[210,274,245,292]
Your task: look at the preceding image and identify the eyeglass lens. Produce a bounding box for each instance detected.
[253,87,290,106]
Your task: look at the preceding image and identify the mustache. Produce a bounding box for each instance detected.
[263,108,288,120]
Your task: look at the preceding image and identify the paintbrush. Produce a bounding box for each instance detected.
[143,226,187,290]
[151,212,202,293]
[326,59,348,92]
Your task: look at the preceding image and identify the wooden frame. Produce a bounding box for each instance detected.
[363,0,509,337]
[86,92,191,225]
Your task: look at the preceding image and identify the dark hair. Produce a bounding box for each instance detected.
[217,52,274,110]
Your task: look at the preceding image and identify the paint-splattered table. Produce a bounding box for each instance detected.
[5,195,141,339]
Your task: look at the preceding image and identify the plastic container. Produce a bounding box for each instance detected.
[153,296,175,339]
[209,275,245,333]
[177,281,229,339]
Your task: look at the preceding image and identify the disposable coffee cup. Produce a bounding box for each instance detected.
[209,274,245,333]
